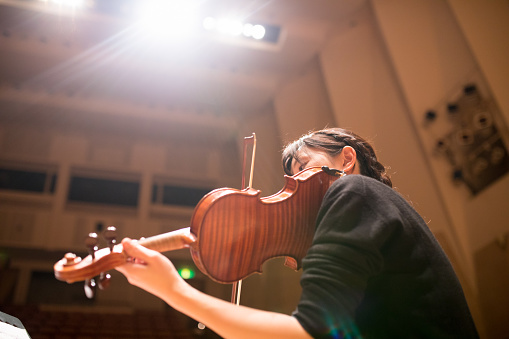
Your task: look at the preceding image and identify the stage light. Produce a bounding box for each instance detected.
[242,23,254,37]
[251,24,266,40]
[202,16,268,41]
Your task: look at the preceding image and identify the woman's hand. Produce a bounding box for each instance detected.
[116,237,311,339]
[115,238,186,301]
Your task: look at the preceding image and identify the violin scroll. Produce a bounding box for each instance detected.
[54,227,121,298]
[54,227,196,288]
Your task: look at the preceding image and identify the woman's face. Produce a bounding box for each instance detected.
[290,147,343,175]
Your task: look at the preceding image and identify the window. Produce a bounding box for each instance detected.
[152,184,211,207]
[0,168,56,193]
[68,176,139,207]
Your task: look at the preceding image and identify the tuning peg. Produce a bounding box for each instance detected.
[103,226,117,252]
[85,232,99,259]
[63,252,81,266]
[98,272,111,290]
[84,278,96,299]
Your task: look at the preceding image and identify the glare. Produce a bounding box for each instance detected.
[216,19,243,36]
[216,19,229,34]
[252,24,266,40]
[40,0,85,8]
[202,17,216,31]
[136,0,197,39]
[36,1,271,42]
[243,23,254,37]
[228,21,244,36]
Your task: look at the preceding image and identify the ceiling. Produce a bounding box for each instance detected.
[0,0,367,112]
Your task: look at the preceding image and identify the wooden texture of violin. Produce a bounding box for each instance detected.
[189,166,339,284]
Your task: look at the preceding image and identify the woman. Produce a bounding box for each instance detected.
[116,128,479,338]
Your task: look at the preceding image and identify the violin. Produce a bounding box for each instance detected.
[54,166,342,287]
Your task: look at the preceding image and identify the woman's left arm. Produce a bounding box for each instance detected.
[116,238,312,339]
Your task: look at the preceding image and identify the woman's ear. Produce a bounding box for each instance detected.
[338,146,357,174]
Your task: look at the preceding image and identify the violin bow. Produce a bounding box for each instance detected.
[231,133,257,305]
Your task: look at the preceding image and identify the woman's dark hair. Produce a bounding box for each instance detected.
[282,128,392,187]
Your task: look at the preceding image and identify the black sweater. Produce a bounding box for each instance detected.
[293,175,479,339]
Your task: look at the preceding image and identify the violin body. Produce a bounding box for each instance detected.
[190,166,339,283]
[54,166,340,284]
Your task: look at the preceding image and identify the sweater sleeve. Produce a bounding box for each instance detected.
[293,175,398,339]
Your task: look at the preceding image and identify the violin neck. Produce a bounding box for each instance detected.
[137,227,196,253]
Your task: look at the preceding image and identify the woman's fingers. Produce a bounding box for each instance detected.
[122,238,156,263]
[115,237,184,300]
